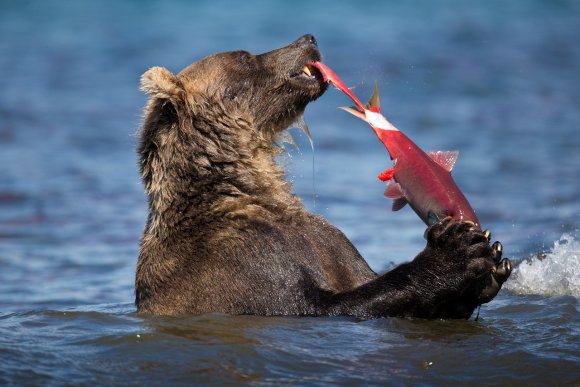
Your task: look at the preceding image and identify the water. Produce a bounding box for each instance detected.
[506,233,580,297]
[1,0,579,385]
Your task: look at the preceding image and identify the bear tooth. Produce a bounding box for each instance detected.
[303,65,312,77]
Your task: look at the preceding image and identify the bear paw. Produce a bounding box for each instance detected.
[419,217,512,319]
[476,238,512,303]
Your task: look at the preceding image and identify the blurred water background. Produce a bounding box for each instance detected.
[0,0,578,385]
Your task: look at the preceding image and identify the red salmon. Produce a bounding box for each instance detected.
[309,62,480,228]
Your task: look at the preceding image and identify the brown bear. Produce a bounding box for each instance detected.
[135,34,511,318]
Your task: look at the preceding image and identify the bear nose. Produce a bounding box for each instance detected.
[298,34,318,47]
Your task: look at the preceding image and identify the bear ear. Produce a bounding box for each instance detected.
[140,66,184,100]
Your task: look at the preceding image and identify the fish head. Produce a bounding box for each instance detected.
[307,63,394,132]
[307,62,367,112]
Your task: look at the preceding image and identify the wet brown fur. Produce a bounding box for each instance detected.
[135,35,508,317]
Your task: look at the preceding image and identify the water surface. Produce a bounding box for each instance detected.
[1,0,579,385]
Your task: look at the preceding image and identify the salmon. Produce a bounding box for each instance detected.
[309,61,480,228]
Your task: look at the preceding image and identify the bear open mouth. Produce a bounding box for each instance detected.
[290,63,323,84]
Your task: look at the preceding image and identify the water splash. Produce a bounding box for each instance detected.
[289,114,314,151]
[277,114,314,152]
[287,114,317,209]
[505,233,580,297]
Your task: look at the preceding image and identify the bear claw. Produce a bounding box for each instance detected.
[490,241,503,263]
[483,229,491,242]
[478,257,512,303]
[494,258,512,280]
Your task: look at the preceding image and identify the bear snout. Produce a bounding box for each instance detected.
[297,34,318,48]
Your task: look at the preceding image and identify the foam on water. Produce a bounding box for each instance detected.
[505,233,580,297]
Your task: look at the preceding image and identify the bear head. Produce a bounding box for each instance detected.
[137,35,328,234]
[140,34,327,137]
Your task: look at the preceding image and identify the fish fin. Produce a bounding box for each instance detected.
[428,150,459,172]
[384,183,408,211]
[384,182,403,199]
[366,81,380,111]
[339,106,366,121]
[377,168,394,182]
[392,198,408,211]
